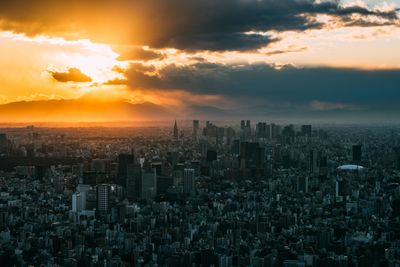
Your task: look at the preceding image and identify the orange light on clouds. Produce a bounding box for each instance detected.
[0,31,128,103]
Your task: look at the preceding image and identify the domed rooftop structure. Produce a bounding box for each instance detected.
[337,164,365,171]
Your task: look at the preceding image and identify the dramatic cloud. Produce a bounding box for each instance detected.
[116,46,164,61]
[119,62,400,113]
[0,0,398,51]
[51,68,92,83]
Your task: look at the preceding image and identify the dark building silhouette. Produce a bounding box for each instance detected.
[310,149,318,174]
[126,163,142,201]
[118,154,134,186]
[206,150,217,162]
[97,184,111,215]
[193,120,199,140]
[173,120,179,140]
[240,120,245,130]
[352,144,362,162]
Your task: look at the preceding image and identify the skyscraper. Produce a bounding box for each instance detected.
[173,120,179,140]
[352,144,362,162]
[256,122,266,138]
[193,120,199,141]
[183,168,195,196]
[118,154,134,186]
[126,163,142,201]
[310,149,318,174]
[97,184,111,214]
[72,192,86,212]
[142,168,157,202]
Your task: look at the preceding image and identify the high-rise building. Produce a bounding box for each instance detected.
[265,124,271,139]
[72,192,86,212]
[118,154,134,186]
[256,122,266,138]
[310,149,318,174]
[352,144,362,162]
[173,120,179,140]
[126,163,142,201]
[241,120,251,140]
[183,168,195,196]
[97,184,111,213]
[271,123,280,139]
[193,120,199,141]
[142,168,157,201]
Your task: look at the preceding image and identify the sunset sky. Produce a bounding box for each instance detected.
[0,0,399,122]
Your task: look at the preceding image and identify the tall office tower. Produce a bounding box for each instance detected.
[297,176,309,193]
[183,168,195,196]
[97,184,111,213]
[310,149,318,174]
[271,123,280,139]
[240,120,245,130]
[193,120,199,141]
[256,122,266,138]
[72,192,86,212]
[126,163,142,201]
[265,124,271,139]
[118,154,134,186]
[352,144,362,162]
[142,168,157,201]
[173,120,179,140]
[242,120,251,139]
[301,125,312,137]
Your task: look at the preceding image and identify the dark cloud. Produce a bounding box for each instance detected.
[122,62,400,113]
[50,68,92,83]
[0,0,398,51]
[264,46,308,56]
[116,46,164,61]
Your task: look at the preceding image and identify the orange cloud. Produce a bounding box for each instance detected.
[50,68,92,83]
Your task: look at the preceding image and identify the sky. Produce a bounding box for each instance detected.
[0,0,399,122]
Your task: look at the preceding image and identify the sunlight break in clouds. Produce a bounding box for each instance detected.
[0,31,125,104]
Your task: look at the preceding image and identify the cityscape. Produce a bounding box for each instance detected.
[1,0,400,266]
[0,121,400,266]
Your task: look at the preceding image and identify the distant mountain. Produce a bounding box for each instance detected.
[0,98,176,122]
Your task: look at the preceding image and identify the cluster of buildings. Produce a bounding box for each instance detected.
[0,121,400,266]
